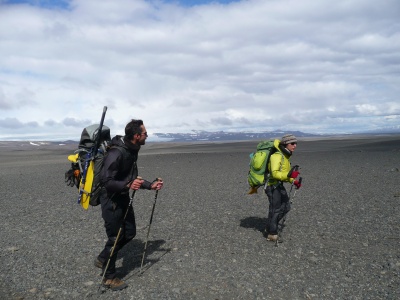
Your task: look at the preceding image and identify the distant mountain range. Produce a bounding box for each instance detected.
[152,130,318,142]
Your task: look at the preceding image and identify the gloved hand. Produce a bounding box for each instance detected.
[287,165,300,178]
[65,169,76,187]
[65,168,80,188]
[294,180,302,189]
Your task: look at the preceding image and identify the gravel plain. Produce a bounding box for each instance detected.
[0,135,399,300]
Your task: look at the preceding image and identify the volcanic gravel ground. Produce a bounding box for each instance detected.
[0,137,399,299]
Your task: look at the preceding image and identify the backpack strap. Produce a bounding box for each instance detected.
[265,151,285,190]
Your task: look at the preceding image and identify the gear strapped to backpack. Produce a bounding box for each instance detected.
[247,140,276,194]
[64,106,127,210]
[65,123,113,208]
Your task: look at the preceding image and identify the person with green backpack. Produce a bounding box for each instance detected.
[264,134,301,242]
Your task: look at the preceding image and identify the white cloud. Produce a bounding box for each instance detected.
[0,0,399,140]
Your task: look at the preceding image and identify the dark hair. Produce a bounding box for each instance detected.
[125,119,144,140]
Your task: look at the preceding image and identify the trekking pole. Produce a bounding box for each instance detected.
[99,176,141,292]
[281,177,303,226]
[276,176,302,247]
[140,178,162,274]
[290,177,302,201]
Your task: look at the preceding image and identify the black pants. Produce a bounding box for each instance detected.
[265,184,290,235]
[98,193,136,279]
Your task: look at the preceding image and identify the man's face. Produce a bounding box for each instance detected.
[138,125,148,145]
[131,124,148,145]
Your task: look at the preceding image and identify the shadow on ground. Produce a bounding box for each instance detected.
[117,239,171,279]
[240,216,267,233]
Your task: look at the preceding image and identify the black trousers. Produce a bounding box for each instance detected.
[98,193,136,279]
[265,184,290,235]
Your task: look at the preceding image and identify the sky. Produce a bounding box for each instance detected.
[0,0,399,141]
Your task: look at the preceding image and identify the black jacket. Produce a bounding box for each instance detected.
[101,135,151,198]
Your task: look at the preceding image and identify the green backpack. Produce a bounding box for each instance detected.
[247,140,276,190]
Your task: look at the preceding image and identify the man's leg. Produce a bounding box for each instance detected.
[97,198,130,291]
[98,198,127,279]
[117,206,137,250]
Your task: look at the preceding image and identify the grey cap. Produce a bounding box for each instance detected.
[281,134,297,145]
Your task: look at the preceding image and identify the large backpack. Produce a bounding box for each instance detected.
[247,140,276,194]
[65,124,112,209]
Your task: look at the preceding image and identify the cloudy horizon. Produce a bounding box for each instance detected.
[1,0,399,141]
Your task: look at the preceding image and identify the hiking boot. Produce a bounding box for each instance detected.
[266,234,278,242]
[102,277,128,291]
[94,258,104,269]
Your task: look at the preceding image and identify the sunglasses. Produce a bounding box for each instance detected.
[289,142,297,145]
